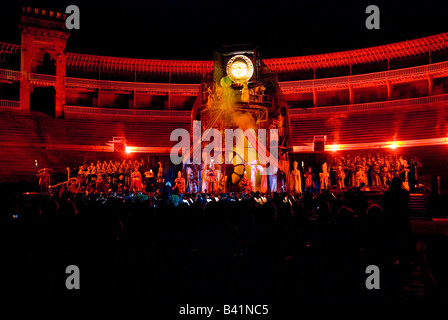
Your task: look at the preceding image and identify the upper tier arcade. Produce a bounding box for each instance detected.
[0,7,447,141]
[63,32,448,78]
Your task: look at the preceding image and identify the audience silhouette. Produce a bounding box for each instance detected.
[0,184,428,300]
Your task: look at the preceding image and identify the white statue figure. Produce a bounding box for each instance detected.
[250,160,263,192]
[319,162,330,191]
[291,161,302,193]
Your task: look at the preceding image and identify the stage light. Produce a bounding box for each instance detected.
[389,142,398,149]
[330,144,340,152]
[125,146,132,154]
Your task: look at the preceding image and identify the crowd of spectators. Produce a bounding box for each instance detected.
[1,176,428,300]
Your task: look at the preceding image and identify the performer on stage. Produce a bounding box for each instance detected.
[173,171,186,194]
[269,169,278,193]
[207,162,218,194]
[189,165,201,193]
[37,168,52,190]
[409,157,422,192]
[373,161,382,186]
[401,159,410,191]
[278,168,287,192]
[87,162,96,183]
[201,162,208,193]
[156,163,165,193]
[130,167,143,192]
[355,165,365,189]
[291,161,302,193]
[144,169,155,192]
[304,167,315,190]
[336,165,345,192]
[187,166,199,193]
[346,159,355,187]
[319,162,330,191]
[96,172,110,193]
[382,166,392,188]
[250,160,263,192]
[240,171,252,194]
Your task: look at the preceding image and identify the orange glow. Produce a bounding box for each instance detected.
[331,144,340,152]
[125,146,133,154]
[389,142,398,149]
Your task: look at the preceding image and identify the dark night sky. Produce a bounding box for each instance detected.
[0,0,447,60]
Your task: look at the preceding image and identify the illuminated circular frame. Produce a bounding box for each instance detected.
[226,54,254,82]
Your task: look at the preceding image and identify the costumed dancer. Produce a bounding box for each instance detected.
[144,169,155,192]
[156,162,165,193]
[37,168,52,190]
[191,165,199,193]
[304,167,315,190]
[96,172,110,193]
[373,161,382,186]
[278,168,287,192]
[409,157,422,192]
[355,165,364,188]
[240,171,252,195]
[346,160,355,187]
[382,166,392,188]
[207,161,218,194]
[173,171,186,194]
[130,167,143,192]
[87,162,96,183]
[402,159,410,191]
[336,165,345,192]
[250,160,263,192]
[269,168,278,193]
[185,166,195,193]
[201,162,209,193]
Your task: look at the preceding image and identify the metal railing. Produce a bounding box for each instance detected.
[65,77,199,95]
[1,59,447,94]
[21,15,66,30]
[64,105,191,119]
[28,73,57,84]
[0,68,21,81]
[289,93,448,116]
[281,61,448,92]
[0,99,20,108]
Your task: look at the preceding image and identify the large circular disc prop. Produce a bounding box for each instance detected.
[226,55,254,83]
[228,151,246,186]
[231,164,245,185]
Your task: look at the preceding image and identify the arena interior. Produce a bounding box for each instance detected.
[1,5,448,304]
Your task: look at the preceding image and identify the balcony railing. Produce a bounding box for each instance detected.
[1,59,448,95]
[0,99,20,108]
[64,105,191,119]
[281,61,448,93]
[289,93,448,116]
[65,77,199,95]
[0,69,21,81]
[21,15,66,31]
[28,73,57,84]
